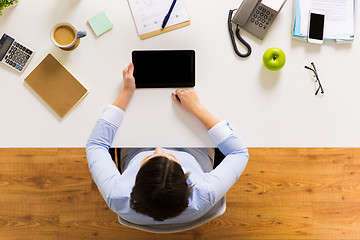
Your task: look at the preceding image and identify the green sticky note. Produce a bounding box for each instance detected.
[88,11,113,37]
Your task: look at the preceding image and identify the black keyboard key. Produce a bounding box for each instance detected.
[26,49,33,55]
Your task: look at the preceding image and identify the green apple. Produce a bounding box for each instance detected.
[263,48,286,71]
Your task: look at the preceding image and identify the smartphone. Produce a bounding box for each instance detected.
[307,10,325,44]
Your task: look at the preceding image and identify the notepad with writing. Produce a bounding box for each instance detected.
[127,0,190,39]
[24,54,88,118]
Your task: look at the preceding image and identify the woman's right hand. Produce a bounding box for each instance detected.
[172,89,203,116]
[172,89,220,130]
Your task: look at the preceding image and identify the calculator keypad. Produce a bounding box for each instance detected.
[3,41,33,73]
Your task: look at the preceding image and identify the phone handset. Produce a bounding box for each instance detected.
[228,0,260,58]
[228,9,252,58]
[232,0,259,26]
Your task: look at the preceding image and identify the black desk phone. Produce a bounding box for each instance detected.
[228,0,287,58]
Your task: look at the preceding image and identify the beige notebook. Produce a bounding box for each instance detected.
[24,54,88,118]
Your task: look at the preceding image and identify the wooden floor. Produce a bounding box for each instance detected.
[1,148,360,240]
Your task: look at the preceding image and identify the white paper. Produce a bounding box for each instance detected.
[128,0,190,36]
[299,0,354,38]
[262,0,286,12]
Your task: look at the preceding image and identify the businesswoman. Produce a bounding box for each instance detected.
[86,63,249,225]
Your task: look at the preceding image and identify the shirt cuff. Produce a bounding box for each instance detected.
[208,120,234,145]
[100,105,125,127]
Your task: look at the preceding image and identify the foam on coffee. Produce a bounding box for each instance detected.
[53,25,76,46]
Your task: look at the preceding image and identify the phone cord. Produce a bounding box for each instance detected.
[228,9,252,58]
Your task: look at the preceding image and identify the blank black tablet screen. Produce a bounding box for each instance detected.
[132,50,195,88]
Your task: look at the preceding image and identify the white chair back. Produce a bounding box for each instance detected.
[118,196,226,234]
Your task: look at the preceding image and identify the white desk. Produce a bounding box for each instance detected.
[0,0,359,147]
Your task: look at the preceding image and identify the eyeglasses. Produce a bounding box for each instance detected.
[305,62,324,95]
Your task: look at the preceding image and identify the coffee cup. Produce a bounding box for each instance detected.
[50,23,87,50]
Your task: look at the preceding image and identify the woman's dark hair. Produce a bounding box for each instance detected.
[130,156,192,221]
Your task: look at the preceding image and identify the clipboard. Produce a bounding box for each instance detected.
[127,0,190,39]
[139,20,190,40]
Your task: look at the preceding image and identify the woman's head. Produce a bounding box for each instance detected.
[130,148,192,221]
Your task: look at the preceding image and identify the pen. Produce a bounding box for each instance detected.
[162,0,177,29]
[175,94,181,102]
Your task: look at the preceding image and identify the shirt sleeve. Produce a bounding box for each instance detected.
[85,105,124,203]
[205,120,249,204]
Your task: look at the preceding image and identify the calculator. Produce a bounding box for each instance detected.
[0,33,34,73]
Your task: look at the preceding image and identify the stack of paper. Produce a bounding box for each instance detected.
[293,0,356,41]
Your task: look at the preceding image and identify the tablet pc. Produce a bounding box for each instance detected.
[132,50,195,88]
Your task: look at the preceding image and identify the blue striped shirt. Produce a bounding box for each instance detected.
[86,105,249,225]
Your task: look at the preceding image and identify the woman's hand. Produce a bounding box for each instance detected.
[123,63,136,96]
[172,89,220,130]
[113,63,136,111]
[172,89,203,115]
